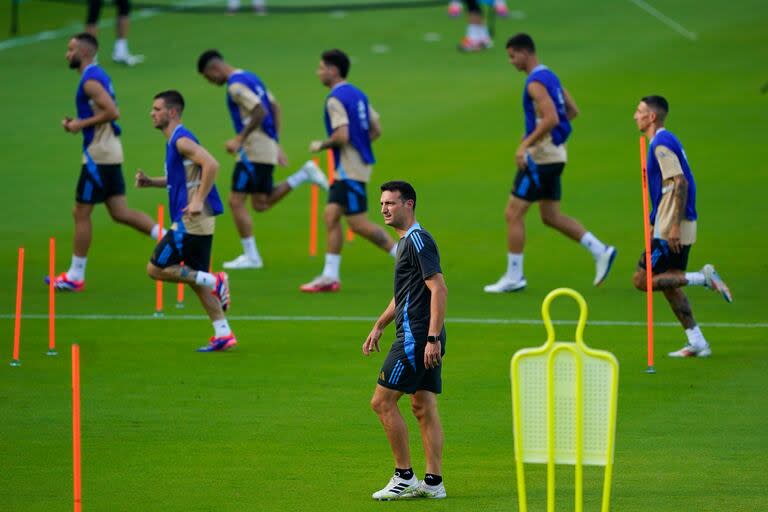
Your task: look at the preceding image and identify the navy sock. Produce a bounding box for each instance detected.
[424,473,442,485]
[395,467,414,480]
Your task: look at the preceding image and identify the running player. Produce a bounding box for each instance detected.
[484,33,617,293]
[136,90,236,352]
[300,49,397,292]
[50,33,161,291]
[632,95,732,358]
[197,49,328,269]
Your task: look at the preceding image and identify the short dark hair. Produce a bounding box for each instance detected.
[506,33,535,52]
[73,32,98,51]
[381,181,417,210]
[321,49,350,78]
[641,95,669,119]
[197,49,223,73]
[154,90,185,115]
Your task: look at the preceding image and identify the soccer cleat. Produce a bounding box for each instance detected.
[447,0,462,16]
[212,272,231,311]
[299,275,341,293]
[668,343,712,358]
[301,160,330,191]
[401,480,447,499]
[371,474,419,501]
[197,333,238,352]
[593,246,618,286]
[483,275,527,293]
[701,264,733,303]
[494,0,509,16]
[458,37,493,53]
[44,272,85,292]
[112,52,145,67]
[223,254,264,270]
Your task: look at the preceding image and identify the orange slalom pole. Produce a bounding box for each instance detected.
[176,264,185,309]
[155,204,164,317]
[48,238,57,356]
[71,344,82,512]
[10,247,24,367]
[309,159,319,256]
[640,136,655,373]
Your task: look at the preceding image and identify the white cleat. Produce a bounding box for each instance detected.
[371,474,419,501]
[223,254,263,270]
[668,343,712,358]
[301,160,329,191]
[594,246,617,286]
[401,480,447,499]
[701,264,733,303]
[112,52,145,66]
[483,275,527,293]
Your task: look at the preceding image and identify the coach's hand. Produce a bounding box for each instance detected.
[363,326,382,355]
[424,340,442,369]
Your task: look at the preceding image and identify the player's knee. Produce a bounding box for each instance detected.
[108,207,129,224]
[632,271,647,291]
[411,401,429,420]
[371,395,393,416]
[147,263,161,280]
[540,211,558,227]
[324,210,341,228]
[251,200,270,212]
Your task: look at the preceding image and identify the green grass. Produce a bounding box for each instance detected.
[1,1,767,510]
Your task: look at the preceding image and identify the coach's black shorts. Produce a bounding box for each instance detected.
[150,230,213,272]
[328,179,367,215]
[511,162,565,202]
[86,0,131,24]
[638,238,691,274]
[76,163,126,204]
[378,335,446,394]
[232,161,275,194]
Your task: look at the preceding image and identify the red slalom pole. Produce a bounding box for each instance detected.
[640,136,656,374]
[48,238,58,356]
[72,344,82,512]
[154,204,164,317]
[10,247,24,367]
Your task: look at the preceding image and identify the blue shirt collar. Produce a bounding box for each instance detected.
[402,221,421,239]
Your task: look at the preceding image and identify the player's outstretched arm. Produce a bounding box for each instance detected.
[135,169,167,188]
[363,298,396,355]
[177,138,219,215]
[309,125,350,153]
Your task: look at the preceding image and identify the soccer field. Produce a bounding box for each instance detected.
[1,0,767,510]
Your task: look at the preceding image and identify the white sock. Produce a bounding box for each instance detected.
[286,167,308,189]
[468,24,483,40]
[114,39,128,57]
[252,0,265,8]
[67,255,87,281]
[685,272,706,286]
[685,325,707,349]
[477,25,490,41]
[506,253,523,281]
[227,0,240,9]
[322,253,341,281]
[213,319,232,338]
[580,232,607,260]
[150,224,167,240]
[241,236,261,261]
[195,271,217,289]
[389,242,398,258]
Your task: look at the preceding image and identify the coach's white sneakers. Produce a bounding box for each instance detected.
[112,52,145,67]
[593,246,617,286]
[668,343,712,358]
[483,275,527,293]
[401,480,447,499]
[702,264,733,303]
[371,474,419,501]
[223,254,263,270]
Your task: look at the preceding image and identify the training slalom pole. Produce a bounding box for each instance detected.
[10,247,24,367]
[48,238,57,356]
[71,344,82,512]
[639,136,656,374]
[154,204,164,317]
[309,157,319,257]
[176,262,185,309]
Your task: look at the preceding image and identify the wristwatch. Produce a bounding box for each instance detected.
[426,335,440,344]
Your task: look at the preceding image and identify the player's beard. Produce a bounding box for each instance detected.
[69,56,81,69]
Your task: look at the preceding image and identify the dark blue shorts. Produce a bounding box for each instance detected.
[511,162,565,202]
[76,163,126,204]
[328,179,367,215]
[638,238,692,273]
[150,230,213,272]
[231,161,274,195]
[378,333,446,395]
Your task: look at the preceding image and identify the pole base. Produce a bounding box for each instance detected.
[153,311,164,318]
[9,359,21,367]
[645,365,656,374]
[175,302,185,309]
[46,349,58,356]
